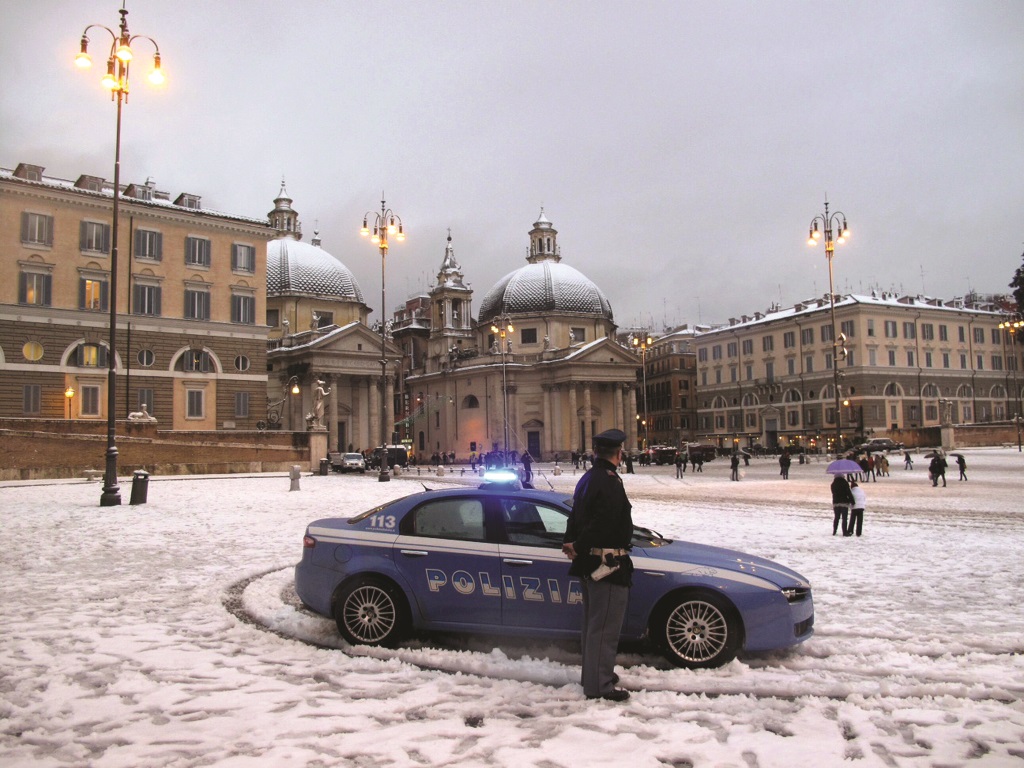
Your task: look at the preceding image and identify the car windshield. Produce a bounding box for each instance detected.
[344,454,362,460]
[348,497,408,524]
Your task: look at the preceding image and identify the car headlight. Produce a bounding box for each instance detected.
[782,587,810,603]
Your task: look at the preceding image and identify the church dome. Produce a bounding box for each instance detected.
[477,210,613,324]
[266,238,365,302]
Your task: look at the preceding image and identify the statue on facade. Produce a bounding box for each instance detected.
[127,403,157,422]
[308,379,331,429]
[282,318,290,335]
[310,311,320,332]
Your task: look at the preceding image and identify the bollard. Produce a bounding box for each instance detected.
[129,469,150,505]
[436,466,445,476]
[289,465,301,491]
[393,465,401,477]
[553,464,562,476]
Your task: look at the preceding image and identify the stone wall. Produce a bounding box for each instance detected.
[0,419,310,481]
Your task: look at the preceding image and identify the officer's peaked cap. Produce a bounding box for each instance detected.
[592,429,626,449]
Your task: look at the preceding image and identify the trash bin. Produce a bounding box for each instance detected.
[799,454,805,465]
[319,458,329,476]
[129,469,150,505]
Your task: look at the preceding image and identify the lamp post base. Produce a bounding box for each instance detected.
[100,446,121,506]
[377,467,391,482]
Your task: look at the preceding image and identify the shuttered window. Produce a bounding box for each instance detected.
[184,237,211,267]
[134,229,163,260]
[21,213,54,246]
[18,272,52,306]
[79,221,111,253]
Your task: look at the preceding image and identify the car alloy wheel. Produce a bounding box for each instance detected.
[657,592,741,668]
[334,578,408,646]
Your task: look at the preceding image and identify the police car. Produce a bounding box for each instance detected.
[294,472,814,668]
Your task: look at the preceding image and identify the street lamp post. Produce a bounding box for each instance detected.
[76,5,164,507]
[361,197,405,482]
[65,386,75,420]
[629,332,653,451]
[998,314,1023,451]
[807,199,850,456]
[490,314,515,464]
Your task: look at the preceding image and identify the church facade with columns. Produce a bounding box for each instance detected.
[397,212,641,462]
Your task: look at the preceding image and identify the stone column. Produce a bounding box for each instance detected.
[508,383,518,453]
[327,374,339,452]
[628,386,638,450]
[351,378,362,451]
[369,376,380,449]
[552,384,563,454]
[385,374,395,445]
[614,383,624,432]
[582,383,592,449]
[568,383,579,452]
[542,385,552,458]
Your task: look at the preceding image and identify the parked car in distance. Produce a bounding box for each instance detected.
[686,444,718,463]
[859,438,904,452]
[294,474,814,669]
[338,453,367,473]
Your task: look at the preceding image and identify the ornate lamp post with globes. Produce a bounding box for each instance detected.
[807,199,850,455]
[628,331,653,451]
[75,5,165,506]
[490,313,515,464]
[998,314,1023,451]
[361,198,405,481]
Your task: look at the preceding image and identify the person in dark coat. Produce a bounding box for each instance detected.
[730,452,740,481]
[562,429,634,702]
[779,451,791,479]
[674,452,684,479]
[831,474,855,535]
[520,450,533,485]
[956,455,967,481]
[929,454,947,487]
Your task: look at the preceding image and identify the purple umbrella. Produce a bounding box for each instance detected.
[826,459,863,475]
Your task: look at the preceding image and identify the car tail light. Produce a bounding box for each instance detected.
[303,535,317,549]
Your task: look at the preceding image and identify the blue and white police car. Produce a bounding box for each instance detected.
[294,474,814,668]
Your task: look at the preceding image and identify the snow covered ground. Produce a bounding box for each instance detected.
[1,448,1022,767]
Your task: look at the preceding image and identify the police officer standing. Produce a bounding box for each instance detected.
[562,429,634,701]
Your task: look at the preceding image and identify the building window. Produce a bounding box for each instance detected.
[867,319,875,337]
[21,212,54,246]
[888,350,897,366]
[231,244,256,273]
[762,335,774,352]
[185,289,211,320]
[921,323,934,341]
[976,354,983,370]
[903,322,916,339]
[942,352,950,368]
[571,327,586,342]
[133,283,162,316]
[787,410,799,426]
[315,311,333,327]
[825,352,833,370]
[884,321,897,338]
[727,341,737,358]
[973,327,984,344]
[712,345,722,360]
[805,355,814,373]
[137,349,155,367]
[231,293,255,324]
[19,271,52,306]
[267,308,280,327]
[821,325,833,343]
[907,350,915,367]
[868,348,877,366]
[783,331,795,349]
[137,388,154,413]
[925,352,933,368]
[801,328,814,345]
[992,328,1002,345]
[23,384,41,415]
[79,277,109,311]
[787,358,796,375]
[182,350,212,372]
[185,237,211,268]
[939,325,948,342]
[521,328,538,345]
[742,339,753,355]
[134,229,163,261]
[22,341,44,362]
[960,354,967,369]
[75,342,107,368]
[765,361,774,382]
[81,385,100,416]
[234,355,250,372]
[745,363,753,380]
[235,392,250,418]
[698,348,707,362]
[186,389,205,418]
[840,320,855,338]
[79,221,111,254]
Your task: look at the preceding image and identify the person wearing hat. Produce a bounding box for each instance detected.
[562,428,634,701]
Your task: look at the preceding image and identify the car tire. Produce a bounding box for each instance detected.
[333,577,409,647]
[651,590,742,669]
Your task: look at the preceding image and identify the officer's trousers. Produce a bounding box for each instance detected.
[580,578,629,697]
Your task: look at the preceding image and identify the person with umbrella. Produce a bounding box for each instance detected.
[830,467,856,536]
[929,452,948,487]
[955,453,967,481]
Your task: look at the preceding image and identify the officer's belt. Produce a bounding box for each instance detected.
[590,548,627,557]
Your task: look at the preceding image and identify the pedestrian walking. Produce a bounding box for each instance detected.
[956,454,967,481]
[562,429,634,702]
[779,451,791,479]
[904,450,913,470]
[831,474,855,536]
[849,480,866,537]
[730,452,740,481]
[674,452,684,479]
[929,454,947,487]
[521,450,534,486]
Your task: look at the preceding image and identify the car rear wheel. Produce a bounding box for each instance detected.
[333,577,409,647]
[652,591,741,668]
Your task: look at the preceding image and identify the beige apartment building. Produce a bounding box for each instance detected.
[1,161,274,430]
[694,292,1019,452]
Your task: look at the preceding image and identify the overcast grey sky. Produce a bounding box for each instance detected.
[3,0,1022,329]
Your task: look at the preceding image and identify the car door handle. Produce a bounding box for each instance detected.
[399,550,429,557]
[503,558,533,566]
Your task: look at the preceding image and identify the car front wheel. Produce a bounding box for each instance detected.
[652,591,741,668]
[333,577,409,647]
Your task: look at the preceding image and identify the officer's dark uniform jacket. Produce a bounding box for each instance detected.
[564,457,635,587]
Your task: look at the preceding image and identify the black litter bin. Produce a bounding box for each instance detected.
[130,469,150,505]
[319,458,329,476]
